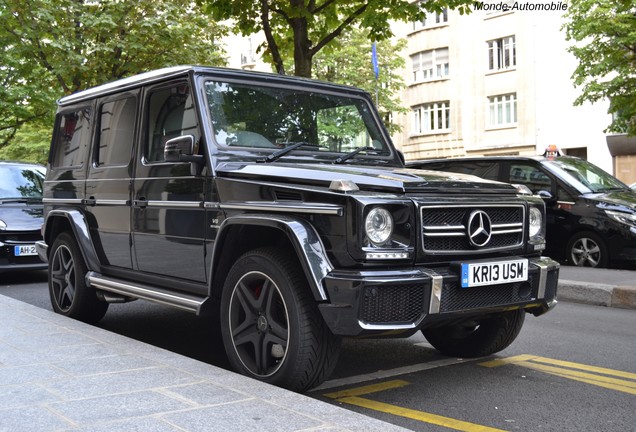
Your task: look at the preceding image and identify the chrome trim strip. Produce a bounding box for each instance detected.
[221,202,343,216]
[358,321,417,331]
[536,259,549,299]
[425,225,465,231]
[204,202,221,209]
[87,273,204,313]
[43,198,83,204]
[424,232,466,237]
[429,274,444,314]
[95,199,128,206]
[146,200,202,208]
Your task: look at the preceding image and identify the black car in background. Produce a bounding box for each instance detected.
[409,156,636,268]
[0,161,47,273]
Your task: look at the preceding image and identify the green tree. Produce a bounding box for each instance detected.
[313,29,407,134]
[204,0,473,78]
[0,0,227,151]
[563,0,636,135]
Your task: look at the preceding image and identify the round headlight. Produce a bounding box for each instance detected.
[529,207,542,238]
[0,219,6,230]
[365,207,393,245]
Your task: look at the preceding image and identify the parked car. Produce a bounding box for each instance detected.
[37,66,559,391]
[0,161,47,273]
[409,156,636,268]
[630,182,636,191]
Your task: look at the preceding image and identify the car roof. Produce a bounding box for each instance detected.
[0,160,45,168]
[57,65,369,107]
[409,155,580,165]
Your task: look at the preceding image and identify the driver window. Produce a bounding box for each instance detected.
[146,84,198,162]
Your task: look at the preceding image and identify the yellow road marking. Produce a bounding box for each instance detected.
[323,379,409,398]
[336,396,508,432]
[517,361,636,395]
[479,355,636,396]
[325,380,507,432]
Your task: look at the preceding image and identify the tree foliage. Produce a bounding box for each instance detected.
[0,0,228,159]
[203,0,474,78]
[313,28,407,134]
[563,0,636,135]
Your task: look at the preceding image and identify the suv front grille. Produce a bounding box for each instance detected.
[421,204,524,254]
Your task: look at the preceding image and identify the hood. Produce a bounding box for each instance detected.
[585,189,636,213]
[216,162,517,194]
[0,203,44,231]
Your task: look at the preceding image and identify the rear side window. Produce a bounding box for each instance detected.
[51,108,91,169]
[97,97,136,167]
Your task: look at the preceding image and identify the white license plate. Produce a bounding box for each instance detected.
[14,245,37,256]
[461,259,528,288]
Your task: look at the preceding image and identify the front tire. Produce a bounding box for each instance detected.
[48,232,108,323]
[220,248,340,392]
[566,231,608,268]
[422,309,525,358]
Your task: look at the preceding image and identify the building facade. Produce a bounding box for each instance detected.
[223,5,622,177]
[391,3,614,173]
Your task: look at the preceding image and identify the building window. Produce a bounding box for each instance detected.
[488,93,517,127]
[487,36,516,71]
[411,48,449,82]
[412,7,448,31]
[412,101,450,134]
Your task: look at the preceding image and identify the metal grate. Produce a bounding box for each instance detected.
[439,274,536,313]
[361,283,426,324]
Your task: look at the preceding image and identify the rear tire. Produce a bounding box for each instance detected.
[422,309,525,358]
[220,247,341,392]
[48,232,108,323]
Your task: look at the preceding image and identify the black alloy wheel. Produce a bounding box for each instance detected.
[48,232,108,323]
[220,248,340,392]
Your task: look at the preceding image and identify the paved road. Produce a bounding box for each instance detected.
[2,268,635,431]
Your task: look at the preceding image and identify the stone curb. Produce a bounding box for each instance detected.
[558,280,636,310]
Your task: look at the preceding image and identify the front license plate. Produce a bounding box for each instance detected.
[14,245,37,256]
[461,259,528,288]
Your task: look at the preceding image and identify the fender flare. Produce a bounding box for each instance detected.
[43,209,101,272]
[213,214,333,301]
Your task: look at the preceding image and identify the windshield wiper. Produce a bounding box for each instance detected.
[259,141,319,163]
[334,146,379,164]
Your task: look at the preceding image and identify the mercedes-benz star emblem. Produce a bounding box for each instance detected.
[467,210,492,247]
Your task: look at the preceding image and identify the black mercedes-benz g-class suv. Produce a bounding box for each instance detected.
[37,66,559,392]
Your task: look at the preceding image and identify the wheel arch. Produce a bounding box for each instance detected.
[43,209,101,272]
[210,214,333,303]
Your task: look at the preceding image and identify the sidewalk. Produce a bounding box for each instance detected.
[1,266,634,432]
[0,295,409,432]
[558,266,636,309]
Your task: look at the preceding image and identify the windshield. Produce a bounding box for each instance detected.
[204,80,390,161]
[545,158,628,193]
[0,165,44,200]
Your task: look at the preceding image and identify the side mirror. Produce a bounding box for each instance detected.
[537,190,553,200]
[164,135,196,162]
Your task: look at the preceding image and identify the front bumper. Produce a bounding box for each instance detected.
[318,256,559,336]
[0,240,48,273]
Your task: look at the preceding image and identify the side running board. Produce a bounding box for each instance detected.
[86,272,207,314]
